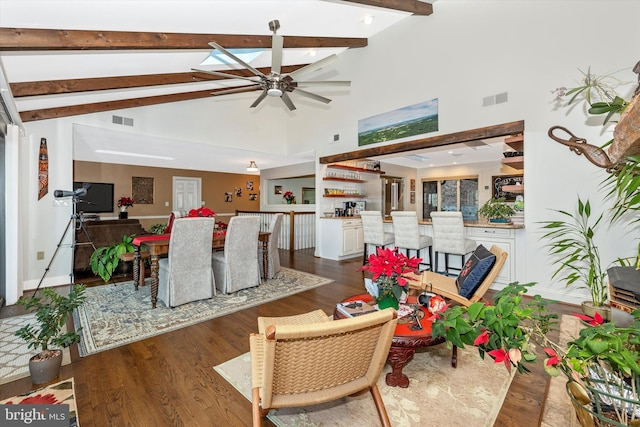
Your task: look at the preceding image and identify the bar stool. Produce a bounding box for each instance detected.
[359,211,395,265]
[430,211,477,275]
[390,211,433,271]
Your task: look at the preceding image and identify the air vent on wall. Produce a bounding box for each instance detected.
[112,115,134,126]
[482,91,509,107]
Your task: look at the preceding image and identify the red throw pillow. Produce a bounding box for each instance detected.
[165,212,176,234]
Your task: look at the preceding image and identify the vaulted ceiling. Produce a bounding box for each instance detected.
[0,0,433,122]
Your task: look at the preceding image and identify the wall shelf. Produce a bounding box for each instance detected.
[323,194,366,198]
[501,184,524,193]
[322,177,365,183]
[504,135,524,152]
[502,156,524,170]
[327,164,383,174]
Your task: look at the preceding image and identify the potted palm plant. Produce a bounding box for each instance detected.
[90,234,135,282]
[15,284,86,384]
[540,197,612,320]
[478,197,516,223]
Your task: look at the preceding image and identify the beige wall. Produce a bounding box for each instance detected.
[73,161,260,230]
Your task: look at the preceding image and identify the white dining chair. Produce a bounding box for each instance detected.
[157,217,216,307]
[359,211,395,265]
[260,213,283,279]
[390,211,433,271]
[430,211,477,275]
[212,216,261,293]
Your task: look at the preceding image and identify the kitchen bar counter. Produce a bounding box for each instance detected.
[381,218,525,229]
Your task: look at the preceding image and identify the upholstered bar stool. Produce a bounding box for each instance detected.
[390,211,433,271]
[359,211,395,265]
[430,211,477,275]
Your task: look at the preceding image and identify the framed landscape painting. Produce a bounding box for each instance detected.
[358,98,439,146]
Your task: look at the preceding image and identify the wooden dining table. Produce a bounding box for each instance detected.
[132,231,270,308]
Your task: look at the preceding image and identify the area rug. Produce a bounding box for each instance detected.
[0,377,79,427]
[74,267,333,356]
[0,314,72,385]
[215,344,515,427]
[541,314,583,427]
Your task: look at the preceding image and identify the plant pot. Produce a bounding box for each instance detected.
[377,293,399,310]
[489,218,510,223]
[119,211,128,219]
[581,301,612,322]
[29,349,63,384]
[116,259,133,275]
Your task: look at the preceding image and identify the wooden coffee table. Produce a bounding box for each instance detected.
[334,293,451,388]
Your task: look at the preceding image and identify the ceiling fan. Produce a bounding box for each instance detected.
[192,20,351,111]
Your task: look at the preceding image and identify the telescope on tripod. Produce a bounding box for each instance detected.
[33,183,99,297]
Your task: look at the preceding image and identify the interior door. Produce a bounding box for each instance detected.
[173,177,201,212]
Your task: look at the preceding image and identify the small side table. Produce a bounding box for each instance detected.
[334,293,452,388]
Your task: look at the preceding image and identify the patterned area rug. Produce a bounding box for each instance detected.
[74,268,333,356]
[0,314,72,385]
[215,344,515,427]
[0,377,78,426]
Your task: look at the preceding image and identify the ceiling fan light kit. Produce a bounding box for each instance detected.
[193,20,351,111]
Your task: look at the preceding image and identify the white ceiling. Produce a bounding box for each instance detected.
[0,0,511,174]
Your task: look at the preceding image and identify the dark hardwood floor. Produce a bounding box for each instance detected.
[0,249,577,426]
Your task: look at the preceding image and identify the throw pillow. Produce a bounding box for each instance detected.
[456,245,497,298]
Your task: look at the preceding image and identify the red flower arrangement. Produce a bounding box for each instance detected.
[187,207,215,218]
[282,191,295,202]
[117,196,134,208]
[359,247,421,302]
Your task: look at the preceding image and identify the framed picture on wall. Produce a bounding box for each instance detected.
[249,193,257,201]
[410,191,415,204]
[274,185,282,195]
[410,179,416,192]
[132,176,154,204]
[492,174,523,201]
[225,192,233,202]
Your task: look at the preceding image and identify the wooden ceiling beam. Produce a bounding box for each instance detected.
[0,28,367,51]
[19,86,263,122]
[341,0,433,16]
[319,121,526,163]
[10,65,307,97]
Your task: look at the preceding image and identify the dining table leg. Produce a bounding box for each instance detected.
[150,254,159,308]
[133,245,140,290]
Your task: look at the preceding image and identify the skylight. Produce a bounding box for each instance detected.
[200,49,264,66]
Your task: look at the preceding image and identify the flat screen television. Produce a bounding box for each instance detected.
[73,182,114,213]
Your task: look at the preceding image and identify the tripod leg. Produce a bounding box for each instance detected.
[33,216,75,298]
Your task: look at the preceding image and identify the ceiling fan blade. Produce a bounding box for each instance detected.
[288,54,339,80]
[211,85,262,96]
[192,68,260,83]
[208,41,266,77]
[280,92,297,111]
[292,88,332,104]
[271,34,283,75]
[295,81,351,87]
[250,91,268,108]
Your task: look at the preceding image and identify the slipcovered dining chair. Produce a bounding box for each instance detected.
[157,217,216,307]
[260,213,283,279]
[430,211,477,275]
[390,211,433,271]
[250,308,398,427]
[360,210,395,265]
[212,215,261,294]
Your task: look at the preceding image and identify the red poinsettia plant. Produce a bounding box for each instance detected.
[117,196,134,208]
[187,207,215,218]
[359,247,421,301]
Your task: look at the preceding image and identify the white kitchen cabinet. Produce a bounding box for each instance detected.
[318,218,363,260]
[465,227,518,286]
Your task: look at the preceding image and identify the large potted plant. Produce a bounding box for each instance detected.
[478,197,516,223]
[540,197,613,320]
[90,234,135,282]
[15,284,86,384]
[430,282,640,426]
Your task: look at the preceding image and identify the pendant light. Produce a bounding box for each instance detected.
[246,161,259,172]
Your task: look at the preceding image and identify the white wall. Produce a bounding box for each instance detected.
[9,1,640,306]
[286,0,639,304]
